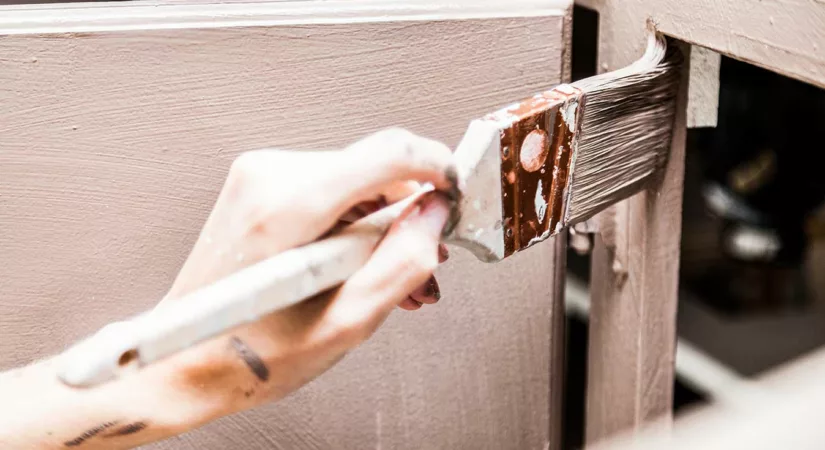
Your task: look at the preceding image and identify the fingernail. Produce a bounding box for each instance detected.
[424,277,441,301]
[412,194,451,235]
[438,244,450,262]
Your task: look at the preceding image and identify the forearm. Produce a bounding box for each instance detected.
[0,355,207,449]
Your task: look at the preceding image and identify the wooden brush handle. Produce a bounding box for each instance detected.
[57,188,431,388]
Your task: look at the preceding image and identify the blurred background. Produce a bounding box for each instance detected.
[562,5,825,449]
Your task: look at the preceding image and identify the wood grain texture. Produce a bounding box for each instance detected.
[578,0,825,442]
[584,27,690,450]
[687,45,720,128]
[0,2,571,449]
[548,233,567,450]
[578,0,825,88]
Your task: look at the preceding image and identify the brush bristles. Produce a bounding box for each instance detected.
[566,33,683,225]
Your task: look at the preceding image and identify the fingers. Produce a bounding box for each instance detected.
[398,296,423,311]
[310,129,456,238]
[229,129,455,254]
[380,180,423,204]
[416,276,441,304]
[341,180,450,311]
[216,128,455,264]
[343,128,457,195]
[322,193,451,345]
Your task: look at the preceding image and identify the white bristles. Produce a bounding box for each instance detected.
[566,32,683,224]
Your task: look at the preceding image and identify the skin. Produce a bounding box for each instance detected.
[0,128,456,449]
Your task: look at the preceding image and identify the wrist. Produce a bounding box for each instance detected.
[0,356,197,449]
[58,354,205,446]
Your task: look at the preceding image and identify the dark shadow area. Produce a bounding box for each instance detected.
[681,56,825,317]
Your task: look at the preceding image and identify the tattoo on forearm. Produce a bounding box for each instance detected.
[63,422,118,447]
[63,420,150,447]
[103,422,148,438]
[229,336,269,382]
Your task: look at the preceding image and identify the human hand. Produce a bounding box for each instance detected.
[157,128,456,427]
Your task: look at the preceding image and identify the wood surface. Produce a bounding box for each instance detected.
[583,22,690,450]
[577,0,825,89]
[686,45,720,128]
[576,0,825,443]
[0,1,572,448]
[588,346,825,450]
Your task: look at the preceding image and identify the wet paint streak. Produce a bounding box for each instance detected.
[230,336,270,382]
[64,422,118,447]
[103,422,147,438]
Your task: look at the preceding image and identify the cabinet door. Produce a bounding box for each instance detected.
[0,1,571,448]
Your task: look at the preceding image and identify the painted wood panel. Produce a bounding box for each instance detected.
[0,1,571,448]
[578,0,825,89]
[575,0,825,445]
[582,9,690,447]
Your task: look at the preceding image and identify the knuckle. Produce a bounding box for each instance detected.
[227,152,268,200]
[376,127,414,142]
[374,128,415,158]
[229,152,261,181]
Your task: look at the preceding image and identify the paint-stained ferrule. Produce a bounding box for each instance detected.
[483,84,585,257]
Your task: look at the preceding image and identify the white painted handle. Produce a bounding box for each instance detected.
[57,189,431,388]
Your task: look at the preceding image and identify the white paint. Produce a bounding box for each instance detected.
[560,100,578,132]
[526,228,552,248]
[534,179,547,222]
[472,198,482,211]
[0,0,570,35]
[553,84,577,95]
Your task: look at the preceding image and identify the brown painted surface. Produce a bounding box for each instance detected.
[488,87,582,256]
[0,4,570,449]
[584,29,689,448]
[579,0,825,89]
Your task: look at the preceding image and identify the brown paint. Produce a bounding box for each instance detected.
[118,349,139,367]
[229,337,270,382]
[64,421,118,447]
[0,4,570,449]
[547,91,584,234]
[103,422,148,438]
[494,86,583,256]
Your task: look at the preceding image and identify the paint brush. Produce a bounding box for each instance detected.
[56,30,682,387]
[447,30,682,262]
